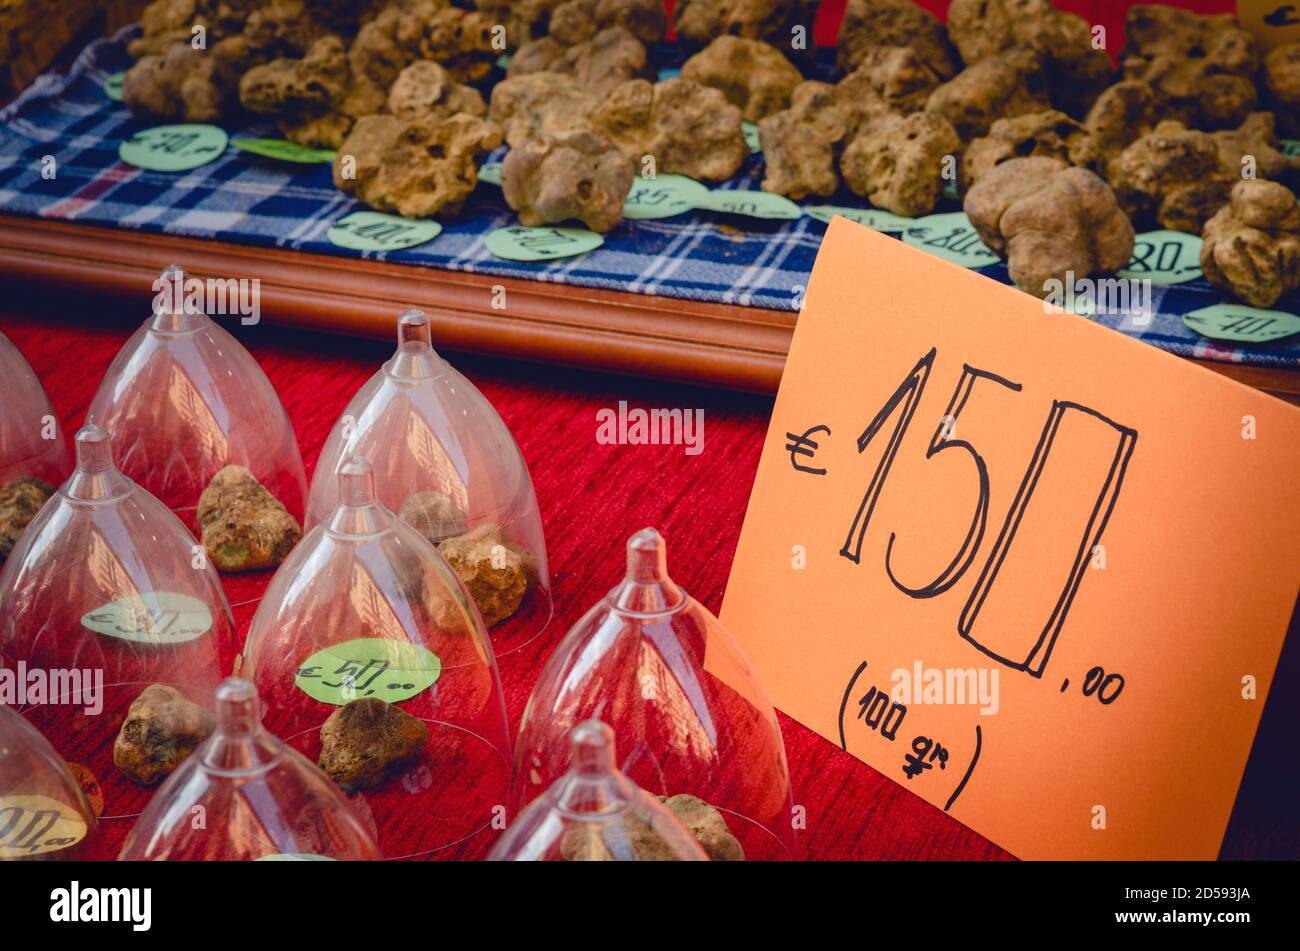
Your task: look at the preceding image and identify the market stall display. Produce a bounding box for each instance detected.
[0,0,1297,868]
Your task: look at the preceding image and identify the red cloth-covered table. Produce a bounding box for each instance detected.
[3,292,1295,861]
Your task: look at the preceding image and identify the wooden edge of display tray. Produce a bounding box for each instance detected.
[2,214,1298,404]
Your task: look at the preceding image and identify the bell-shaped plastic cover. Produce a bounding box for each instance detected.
[86,265,305,526]
[0,425,237,822]
[514,528,796,859]
[0,330,70,487]
[489,721,707,861]
[119,678,381,860]
[242,457,511,859]
[305,309,551,653]
[0,704,105,860]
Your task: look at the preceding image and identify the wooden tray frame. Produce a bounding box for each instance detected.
[2,214,1297,401]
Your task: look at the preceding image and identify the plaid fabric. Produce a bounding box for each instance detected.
[2,28,1299,371]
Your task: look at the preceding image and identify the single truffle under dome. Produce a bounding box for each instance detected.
[489,720,708,861]
[242,457,512,859]
[85,265,306,529]
[305,309,551,653]
[513,528,796,859]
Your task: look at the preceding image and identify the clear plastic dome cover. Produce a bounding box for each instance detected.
[0,329,70,488]
[119,678,381,861]
[514,529,796,859]
[86,265,306,527]
[0,703,105,860]
[489,720,707,861]
[242,457,511,859]
[0,425,238,823]
[305,309,551,653]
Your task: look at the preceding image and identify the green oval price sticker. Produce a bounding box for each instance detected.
[328,211,442,252]
[741,121,762,154]
[1183,304,1300,344]
[234,138,335,163]
[485,225,604,261]
[103,72,125,102]
[623,174,708,220]
[0,795,89,858]
[1118,230,1203,285]
[294,638,442,706]
[119,123,228,172]
[695,189,802,220]
[804,205,914,233]
[478,161,503,186]
[901,211,999,269]
[81,592,212,645]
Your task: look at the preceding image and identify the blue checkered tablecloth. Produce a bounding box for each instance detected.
[2,27,1298,371]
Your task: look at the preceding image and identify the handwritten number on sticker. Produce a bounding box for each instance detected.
[327,212,442,252]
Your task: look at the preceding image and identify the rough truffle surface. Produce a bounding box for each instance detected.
[113,684,214,786]
[758,81,851,199]
[842,111,961,216]
[318,697,429,792]
[333,112,502,218]
[1111,120,1235,234]
[680,35,803,121]
[947,0,1114,116]
[0,477,52,562]
[398,490,469,546]
[674,0,819,60]
[1120,5,1259,130]
[502,130,635,232]
[961,110,1102,194]
[660,794,745,861]
[836,0,958,79]
[591,78,749,182]
[925,49,1051,141]
[490,72,595,148]
[386,60,486,122]
[965,157,1136,296]
[1201,180,1300,309]
[437,526,533,627]
[1082,80,1161,181]
[1263,43,1300,137]
[196,464,302,572]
